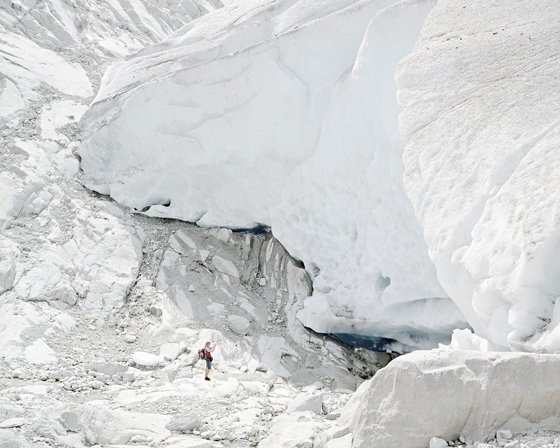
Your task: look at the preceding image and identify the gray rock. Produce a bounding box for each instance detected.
[61,411,80,432]
[30,418,64,440]
[212,256,239,278]
[228,315,250,336]
[326,412,341,420]
[497,430,513,440]
[0,430,14,442]
[0,436,31,448]
[124,334,136,343]
[160,343,181,361]
[91,362,128,376]
[0,419,26,429]
[286,393,323,415]
[429,437,448,448]
[122,372,135,383]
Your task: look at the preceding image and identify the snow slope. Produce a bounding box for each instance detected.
[0,0,230,126]
[396,0,560,352]
[78,0,468,351]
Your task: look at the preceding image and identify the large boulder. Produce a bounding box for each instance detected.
[339,349,560,447]
[57,405,169,445]
[165,413,203,432]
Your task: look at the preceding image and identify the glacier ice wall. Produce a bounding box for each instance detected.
[397,0,560,351]
[79,0,468,350]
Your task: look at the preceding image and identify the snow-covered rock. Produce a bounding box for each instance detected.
[0,237,17,293]
[89,362,128,377]
[132,352,163,367]
[0,0,229,66]
[228,315,251,336]
[78,0,468,350]
[339,349,560,447]
[160,343,181,361]
[57,405,170,445]
[257,412,323,448]
[429,437,448,448]
[165,413,203,432]
[23,339,57,365]
[0,32,92,117]
[286,392,324,415]
[0,418,27,429]
[396,0,560,351]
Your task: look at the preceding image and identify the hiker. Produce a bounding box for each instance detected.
[202,341,216,381]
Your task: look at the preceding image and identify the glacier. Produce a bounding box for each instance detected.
[78,0,468,351]
[397,0,560,352]
[3,0,560,446]
[79,0,560,354]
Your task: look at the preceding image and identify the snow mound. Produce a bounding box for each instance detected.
[78,0,468,350]
[397,0,560,351]
[338,349,560,448]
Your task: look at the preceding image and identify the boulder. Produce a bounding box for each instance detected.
[0,436,31,448]
[165,413,203,432]
[429,437,448,448]
[287,393,323,415]
[258,413,323,448]
[227,315,250,336]
[90,362,128,377]
[132,352,162,367]
[0,430,14,441]
[159,343,181,361]
[340,350,560,448]
[0,419,27,429]
[57,405,169,445]
[123,334,136,343]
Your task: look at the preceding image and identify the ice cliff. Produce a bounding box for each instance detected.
[78,0,467,352]
[78,0,560,353]
[396,0,560,351]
